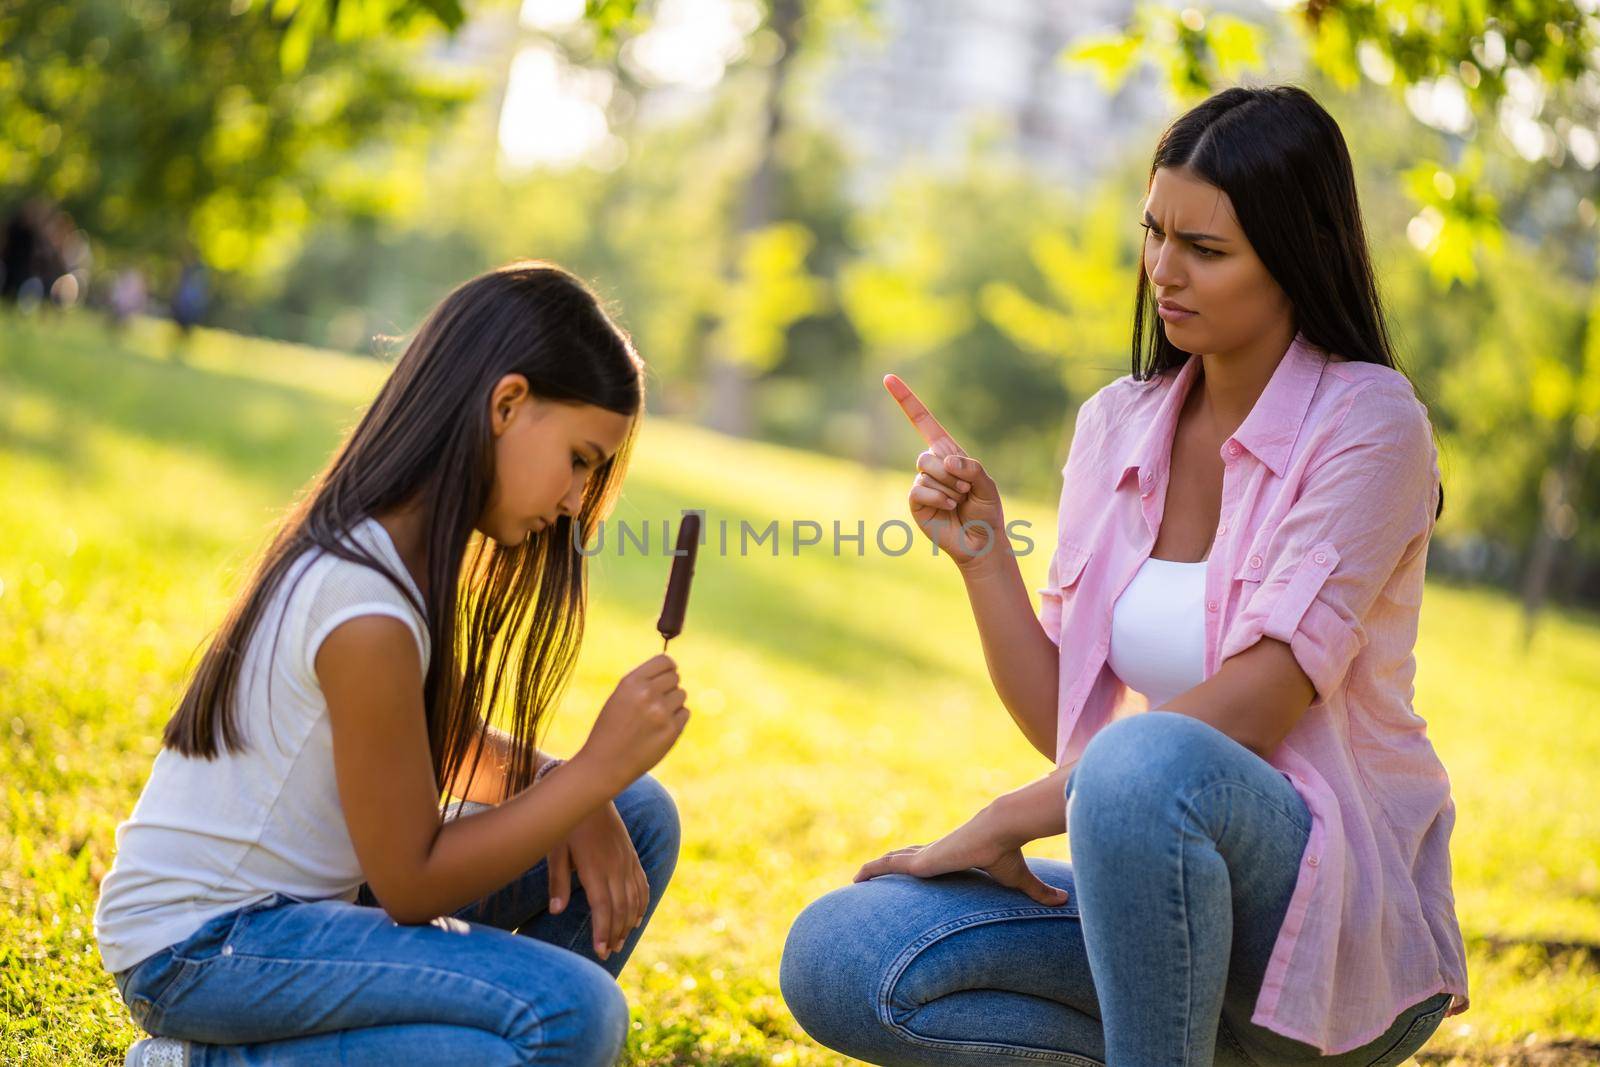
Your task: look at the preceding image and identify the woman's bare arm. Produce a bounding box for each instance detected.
[318,615,623,924]
[956,549,1060,760]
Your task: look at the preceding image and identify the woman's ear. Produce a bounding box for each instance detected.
[489,373,532,436]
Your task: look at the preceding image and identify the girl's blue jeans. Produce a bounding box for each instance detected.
[111,773,679,1067]
[780,712,1453,1066]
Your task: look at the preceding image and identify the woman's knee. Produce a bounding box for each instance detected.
[780,885,898,1049]
[1074,712,1225,797]
[1068,712,1225,836]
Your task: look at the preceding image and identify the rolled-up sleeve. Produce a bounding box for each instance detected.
[1219,385,1439,703]
[1038,391,1106,645]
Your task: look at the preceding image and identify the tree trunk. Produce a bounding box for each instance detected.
[1520,417,1594,649]
[703,0,802,439]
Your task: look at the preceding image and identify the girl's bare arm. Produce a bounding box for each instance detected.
[318,615,624,924]
[442,721,556,806]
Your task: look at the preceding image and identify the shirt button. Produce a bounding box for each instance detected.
[1206,599,1218,613]
[1307,855,1320,867]
[222,945,234,956]
[1226,441,1242,457]
[1313,551,1328,565]
[1249,554,1262,568]
[1216,521,1228,535]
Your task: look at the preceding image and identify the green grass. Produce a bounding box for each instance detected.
[2,312,1597,1065]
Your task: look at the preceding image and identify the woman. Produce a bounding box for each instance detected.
[96,262,689,1066]
[780,85,1468,1065]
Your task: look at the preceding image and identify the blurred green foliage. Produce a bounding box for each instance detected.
[0,0,474,276]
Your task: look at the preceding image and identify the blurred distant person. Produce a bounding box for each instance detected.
[168,255,210,360]
[1,197,72,313]
[108,268,149,334]
[172,257,209,332]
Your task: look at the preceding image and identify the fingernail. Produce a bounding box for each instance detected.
[946,497,957,507]
[957,480,970,492]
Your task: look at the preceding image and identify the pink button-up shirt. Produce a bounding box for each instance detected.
[1037,331,1469,1055]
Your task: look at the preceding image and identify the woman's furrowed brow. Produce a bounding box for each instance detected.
[1142,210,1231,242]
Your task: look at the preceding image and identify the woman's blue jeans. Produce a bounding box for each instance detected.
[111,773,679,1067]
[781,712,1452,1066]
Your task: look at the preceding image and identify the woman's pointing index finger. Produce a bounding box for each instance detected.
[883,373,966,458]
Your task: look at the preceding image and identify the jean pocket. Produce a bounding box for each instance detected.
[1362,993,1452,1067]
[118,949,189,1031]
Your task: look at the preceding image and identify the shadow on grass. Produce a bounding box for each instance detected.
[1,317,363,498]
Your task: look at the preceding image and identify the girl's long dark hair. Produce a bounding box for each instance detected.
[162,260,645,804]
[1131,84,1444,520]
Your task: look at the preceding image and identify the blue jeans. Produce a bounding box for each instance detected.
[781,712,1452,1066]
[111,773,679,1066]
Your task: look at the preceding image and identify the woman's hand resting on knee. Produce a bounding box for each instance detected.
[853,806,1071,907]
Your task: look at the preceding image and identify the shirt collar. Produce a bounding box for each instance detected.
[1119,329,1328,494]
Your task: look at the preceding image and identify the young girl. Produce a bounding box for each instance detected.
[94,261,690,1067]
[781,86,1468,1065]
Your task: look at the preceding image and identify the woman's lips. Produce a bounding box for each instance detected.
[1157,302,1197,322]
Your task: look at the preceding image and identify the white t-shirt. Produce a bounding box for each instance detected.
[94,516,430,974]
[1107,555,1207,709]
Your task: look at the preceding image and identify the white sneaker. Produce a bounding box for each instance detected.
[124,1036,190,1066]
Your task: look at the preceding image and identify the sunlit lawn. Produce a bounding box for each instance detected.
[2,312,1597,1065]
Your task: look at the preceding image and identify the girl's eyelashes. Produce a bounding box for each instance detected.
[571,451,589,470]
[1139,221,1221,257]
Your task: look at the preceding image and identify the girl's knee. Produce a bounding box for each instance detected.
[621,773,680,887]
[521,958,629,1066]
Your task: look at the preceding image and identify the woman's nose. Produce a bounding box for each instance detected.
[1149,244,1183,289]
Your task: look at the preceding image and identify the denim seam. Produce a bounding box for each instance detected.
[1215,1017,1262,1066]
[161,953,548,1049]
[1363,1000,1450,1067]
[1177,784,1197,1059]
[875,907,1102,1065]
[1169,777,1308,1060]
[1184,774,1312,840]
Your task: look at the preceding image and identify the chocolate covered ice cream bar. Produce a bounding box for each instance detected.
[657,512,702,644]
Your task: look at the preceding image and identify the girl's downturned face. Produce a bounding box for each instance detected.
[480,373,633,547]
[1141,165,1292,356]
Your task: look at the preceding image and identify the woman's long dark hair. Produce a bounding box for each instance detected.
[1131,84,1444,520]
[162,260,645,805]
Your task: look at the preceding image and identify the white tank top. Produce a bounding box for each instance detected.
[1107,555,1208,709]
[94,516,430,974]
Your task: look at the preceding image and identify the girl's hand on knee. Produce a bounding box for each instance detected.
[556,799,649,959]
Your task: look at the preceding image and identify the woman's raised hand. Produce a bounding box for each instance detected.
[574,654,689,794]
[884,374,1007,569]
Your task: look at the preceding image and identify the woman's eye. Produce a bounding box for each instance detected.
[1142,223,1219,257]
[572,452,588,470]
